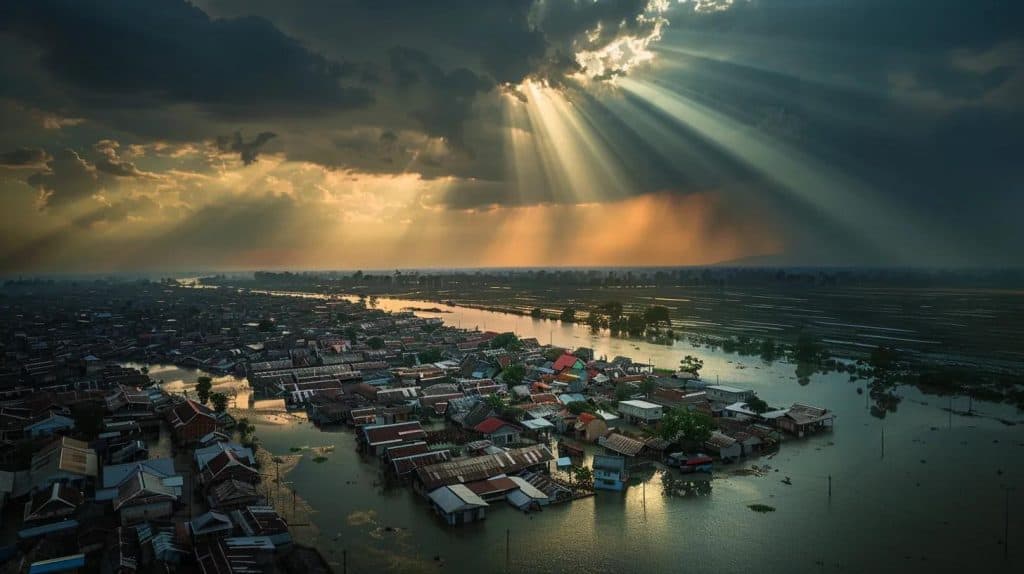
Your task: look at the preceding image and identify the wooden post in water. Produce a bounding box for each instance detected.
[948,395,952,429]
[828,475,832,499]
[506,528,510,572]
[881,427,885,459]
[342,549,347,574]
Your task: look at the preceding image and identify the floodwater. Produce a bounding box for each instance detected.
[122,362,250,408]
[246,296,1024,573]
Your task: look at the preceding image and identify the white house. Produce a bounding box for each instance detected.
[617,400,664,424]
[705,385,755,405]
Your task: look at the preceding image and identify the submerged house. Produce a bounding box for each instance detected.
[593,455,628,491]
[413,444,554,493]
[776,403,835,437]
[598,433,647,466]
[427,484,489,526]
[704,432,742,463]
[360,421,427,456]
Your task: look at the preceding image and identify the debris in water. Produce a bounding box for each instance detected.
[748,504,776,513]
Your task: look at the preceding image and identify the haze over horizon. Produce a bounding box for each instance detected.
[1,1,1021,272]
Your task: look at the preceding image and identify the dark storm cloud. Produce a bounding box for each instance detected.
[0,0,373,117]
[216,131,278,165]
[0,147,50,167]
[199,0,659,84]
[656,0,1024,265]
[389,47,493,146]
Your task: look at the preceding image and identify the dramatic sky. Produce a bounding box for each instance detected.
[1,0,1021,272]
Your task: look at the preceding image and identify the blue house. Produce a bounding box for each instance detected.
[25,413,75,438]
[593,454,628,491]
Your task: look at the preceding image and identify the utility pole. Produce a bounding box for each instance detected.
[343,550,347,574]
[643,479,647,519]
[506,528,511,572]
[948,395,952,429]
[881,427,885,459]
[1005,487,1013,561]
[828,475,832,500]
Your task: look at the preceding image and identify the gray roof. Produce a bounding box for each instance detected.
[428,484,488,514]
[103,458,175,489]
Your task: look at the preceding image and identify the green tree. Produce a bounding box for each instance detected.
[257,319,275,332]
[625,314,647,336]
[501,363,526,386]
[485,393,505,410]
[210,392,229,413]
[490,332,521,351]
[530,307,543,319]
[367,336,385,350]
[500,406,525,421]
[560,307,577,323]
[586,311,607,333]
[679,355,704,377]
[573,466,594,489]
[195,376,213,405]
[236,417,255,443]
[759,338,779,362]
[597,301,624,321]
[869,345,900,378]
[70,402,106,439]
[658,407,714,444]
[615,382,634,401]
[543,347,565,362]
[418,348,444,364]
[643,305,671,325]
[567,400,596,415]
[640,377,656,398]
[744,396,769,414]
[793,332,827,364]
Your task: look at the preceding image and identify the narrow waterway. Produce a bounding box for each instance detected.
[236,294,1024,573]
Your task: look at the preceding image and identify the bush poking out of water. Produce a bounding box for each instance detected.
[290,447,303,452]
[313,456,328,463]
[748,504,776,513]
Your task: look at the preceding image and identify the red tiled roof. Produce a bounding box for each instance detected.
[577,412,597,425]
[473,417,519,435]
[553,353,579,372]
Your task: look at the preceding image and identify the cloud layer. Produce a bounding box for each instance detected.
[0,0,1021,271]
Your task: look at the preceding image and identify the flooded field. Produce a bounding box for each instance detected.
[374,284,1024,368]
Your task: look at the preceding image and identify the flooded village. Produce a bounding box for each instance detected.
[0,278,1020,573]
